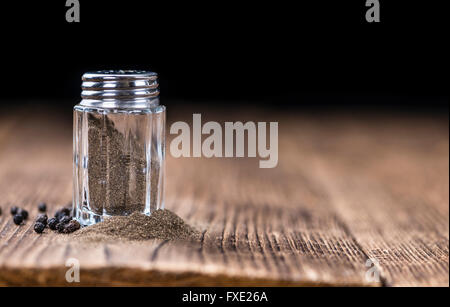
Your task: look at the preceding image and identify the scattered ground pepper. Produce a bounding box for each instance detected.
[6,204,197,242]
[72,209,201,243]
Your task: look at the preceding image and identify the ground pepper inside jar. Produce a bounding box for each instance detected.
[85,113,160,216]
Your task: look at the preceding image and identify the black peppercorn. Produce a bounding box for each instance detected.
[38,202,47,212]
[48,218,58,230]
[55,208,71,221]
[13,214,23,225]
[59,216,72,225]
[10,206,19,215]
[36,214,48,225]
[63,220,81,233]
[57,222,71,233]
[34,222,46,234]
[56,222,65,233]
[19,209,28,220]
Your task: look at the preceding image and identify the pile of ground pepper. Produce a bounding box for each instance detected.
[72,209,201,243]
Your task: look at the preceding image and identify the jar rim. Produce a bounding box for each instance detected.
[82,70,158,81]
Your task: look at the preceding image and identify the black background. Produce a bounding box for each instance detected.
[1,0,448,112]
[2,286,445,305]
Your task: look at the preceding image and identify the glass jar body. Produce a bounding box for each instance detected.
[73,103,165,226]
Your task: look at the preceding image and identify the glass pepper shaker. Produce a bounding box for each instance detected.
[73,70,165,226]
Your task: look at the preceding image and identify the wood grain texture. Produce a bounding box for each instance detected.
[0,106,448,286]
[306,116,449,286]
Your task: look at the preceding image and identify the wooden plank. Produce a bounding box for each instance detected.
[0,106,448,286]
[0,107,373,286]
[287,114,449,286]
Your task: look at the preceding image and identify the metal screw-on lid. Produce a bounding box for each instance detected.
[81,70,159,100]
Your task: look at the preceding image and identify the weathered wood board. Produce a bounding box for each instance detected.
[0,106,448,286]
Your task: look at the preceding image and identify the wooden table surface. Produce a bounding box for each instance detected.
[0,105,448,286]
